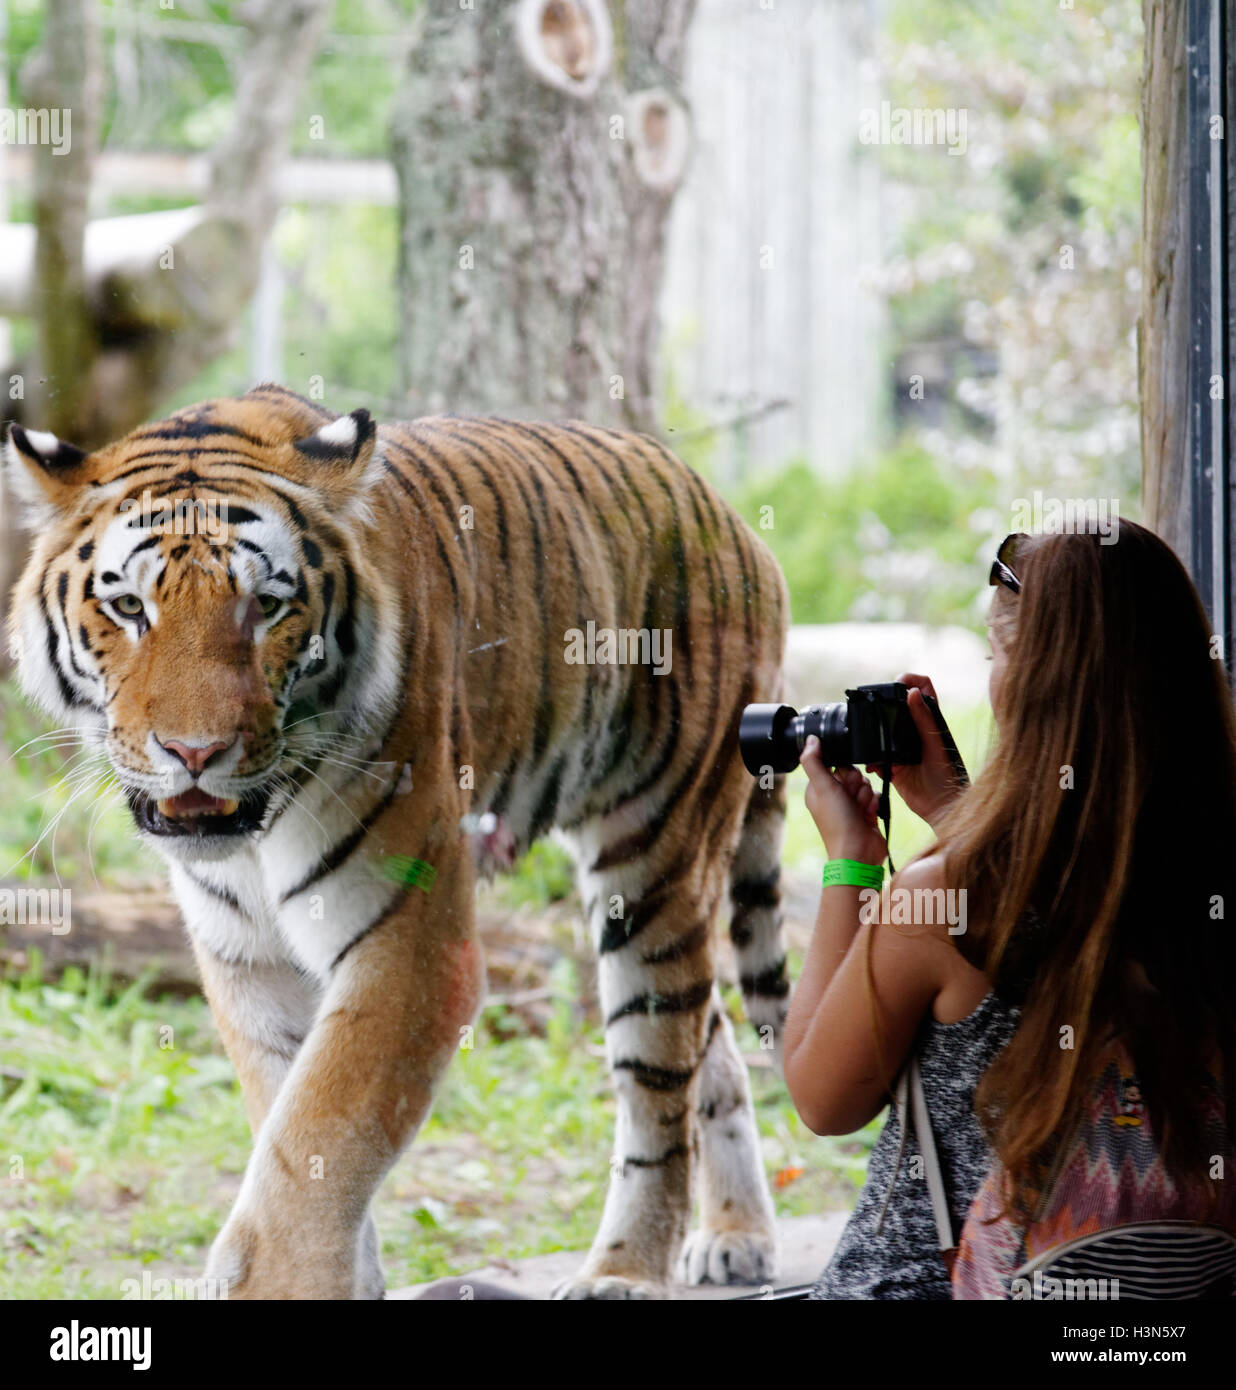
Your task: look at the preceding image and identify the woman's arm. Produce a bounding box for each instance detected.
[782,735,956,1135]
[783,853,954,1134]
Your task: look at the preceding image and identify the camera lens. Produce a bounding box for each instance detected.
[739,704,800,775]
[739,701,855,775]
[805,703,852,766]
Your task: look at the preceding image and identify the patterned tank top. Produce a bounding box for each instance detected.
[810,991,1019,1300]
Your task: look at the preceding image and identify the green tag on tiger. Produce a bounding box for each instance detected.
[383,855,437,893]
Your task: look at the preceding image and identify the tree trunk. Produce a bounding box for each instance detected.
[390,0,696,430]
[20,0,104,441]
[0,0,333,674]
[1139,0,1190,559]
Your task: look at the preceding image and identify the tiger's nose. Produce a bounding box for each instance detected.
[157,737,235,774]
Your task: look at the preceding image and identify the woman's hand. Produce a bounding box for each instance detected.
[864,672,963,830]
[800,735,887,865]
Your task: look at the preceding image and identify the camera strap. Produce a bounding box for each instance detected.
[874,702,897,874]
[878,751,896,875]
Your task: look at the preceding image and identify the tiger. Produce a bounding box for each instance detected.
[5,383,791,1300]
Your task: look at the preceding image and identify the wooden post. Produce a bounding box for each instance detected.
[1140,0,1233,664]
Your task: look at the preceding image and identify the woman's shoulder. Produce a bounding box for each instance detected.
[886,849,966,945]
[888,849,996,1023]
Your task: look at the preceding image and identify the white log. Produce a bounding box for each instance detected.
[0,207,204,317]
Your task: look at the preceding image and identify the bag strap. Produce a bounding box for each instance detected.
[874,1056,956,1269]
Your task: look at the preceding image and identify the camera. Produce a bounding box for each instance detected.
[739,682,924,776]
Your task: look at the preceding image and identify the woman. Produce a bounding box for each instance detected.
[786,521,1236,1299]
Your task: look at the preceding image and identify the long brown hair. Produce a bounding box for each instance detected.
[936,519,1236,1219]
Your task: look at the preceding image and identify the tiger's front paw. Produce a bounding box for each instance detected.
[552,1274,668,1300]
[678,1229,777,1286]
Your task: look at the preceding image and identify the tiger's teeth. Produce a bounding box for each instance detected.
[157,798,175,817]
[218,798,239,816]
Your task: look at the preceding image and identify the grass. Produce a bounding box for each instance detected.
[0,953,878,1298]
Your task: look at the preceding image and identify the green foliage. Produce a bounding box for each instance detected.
[731,441,998,628]
[877,0,1144,508]
[495,840,577,912]
[0,954,250,1297]
[5,2,417,159]
[0,681,151,885]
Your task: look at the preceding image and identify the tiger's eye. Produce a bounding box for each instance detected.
[258,594,281,619]
[113,594,144,617]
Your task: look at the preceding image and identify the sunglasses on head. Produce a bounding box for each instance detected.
[989,533,1024,594]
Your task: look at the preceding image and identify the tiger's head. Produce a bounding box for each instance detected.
[5,386,402,862]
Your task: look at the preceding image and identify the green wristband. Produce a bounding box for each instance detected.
[821,858,885,889]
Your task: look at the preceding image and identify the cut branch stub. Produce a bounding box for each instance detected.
[514,0,612,99]
[625,88,691,193]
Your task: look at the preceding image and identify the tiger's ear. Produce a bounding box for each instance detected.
[4,423,90,521]
[290,409,381,516]
[292,409,375,469]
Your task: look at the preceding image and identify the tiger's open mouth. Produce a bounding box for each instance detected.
[126,787,271,837]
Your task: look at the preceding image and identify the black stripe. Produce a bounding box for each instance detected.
[182,869,249,918]
[642,920,710,965]
[640,457,694,691]
[597,864,693,953]
[612,1058,696,1092]
[605,979,712,1028]
[723,509,756,653]
[731,869,781,912]
[382,459,460,604]
[235,538,272,575]
[739,959,790,999]
[335,559,357,659]
[405,425,512,572]
[528,754,566,842]
[134,419,268,447]
[308,571,335,675]
[560,424,655,540]
[39,583,79,709]
[330,889,408,972]
[123,534,161,559]
[279,774,404,903]
[55,571,91,684]
[590,675,683,840]
[453,429,552,760]
[620,1143,688,1171]
[216,504,263,527]
[513,422,624,569]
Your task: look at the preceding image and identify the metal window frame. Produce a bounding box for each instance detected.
[1189,0,1232,667]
